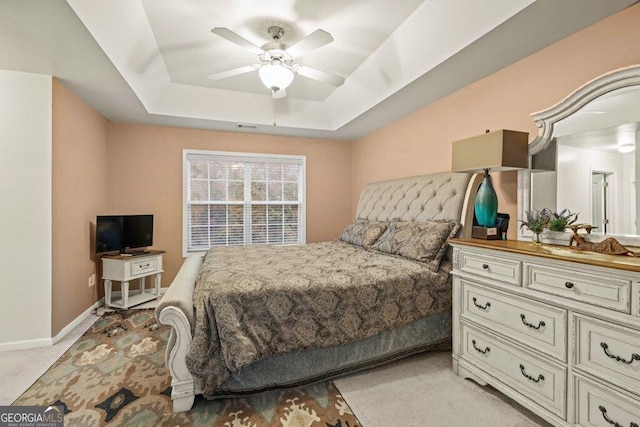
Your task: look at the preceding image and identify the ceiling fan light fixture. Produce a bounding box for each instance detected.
[617,134,636,153]
[258,62,294,92]
[618,142,635,153]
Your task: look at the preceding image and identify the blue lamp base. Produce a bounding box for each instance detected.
[474,168,498,227]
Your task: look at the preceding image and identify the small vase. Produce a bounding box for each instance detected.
[532,232,542,245]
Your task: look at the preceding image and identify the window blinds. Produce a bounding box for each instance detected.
[184,151,305,252]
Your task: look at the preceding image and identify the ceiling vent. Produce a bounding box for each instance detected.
[237,123,258,129]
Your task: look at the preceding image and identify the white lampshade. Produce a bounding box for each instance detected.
[258,62,294,92]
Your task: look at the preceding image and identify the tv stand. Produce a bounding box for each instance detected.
[101,250,165,309]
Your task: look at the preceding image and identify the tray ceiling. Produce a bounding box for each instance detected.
[0,0,637,140]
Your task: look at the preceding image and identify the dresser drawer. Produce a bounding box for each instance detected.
[457,249,521,286]
[524,262,631,313]
[461,280,567,361]
[575,375,640,427]
[574,314,640,396]
[129,257,159,277]
[461,324,566,418]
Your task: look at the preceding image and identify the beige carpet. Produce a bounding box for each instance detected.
[334,351,552,427]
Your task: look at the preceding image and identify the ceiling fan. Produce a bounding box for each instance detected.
[208,26,345,99]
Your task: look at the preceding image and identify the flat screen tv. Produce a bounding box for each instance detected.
[96,215,153,254]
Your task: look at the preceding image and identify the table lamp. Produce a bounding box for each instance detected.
[451,129,529,239]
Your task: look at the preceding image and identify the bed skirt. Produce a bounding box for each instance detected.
[210,309,452,398]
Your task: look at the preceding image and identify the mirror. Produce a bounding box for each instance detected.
[518,65,640,246]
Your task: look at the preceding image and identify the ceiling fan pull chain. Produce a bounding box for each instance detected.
[273,97,277,126]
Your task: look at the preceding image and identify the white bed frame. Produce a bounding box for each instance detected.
[156,172,482,413]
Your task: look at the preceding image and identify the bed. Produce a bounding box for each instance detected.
[156,171,481,413]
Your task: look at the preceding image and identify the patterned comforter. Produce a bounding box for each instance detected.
[186,240,452,397]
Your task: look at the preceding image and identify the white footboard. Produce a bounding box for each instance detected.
[155,254,203,413]
[156,306,197,412]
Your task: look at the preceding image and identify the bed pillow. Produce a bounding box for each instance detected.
[339,219,389,247]
[373,220,461,271]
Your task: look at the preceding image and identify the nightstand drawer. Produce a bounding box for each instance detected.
[524,263,630,313]
[575,375,640,427]
[574,314,640,396]
[130,257,159,276]
[457,249,521,286]
[461,324,566,418]
[461,280,567,361]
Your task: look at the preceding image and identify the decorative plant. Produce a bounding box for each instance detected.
[519,209,547,234]
[540,208,579,232]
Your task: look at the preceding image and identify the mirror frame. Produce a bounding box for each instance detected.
[518,64,640,246]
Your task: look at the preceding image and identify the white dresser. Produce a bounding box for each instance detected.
[450,239,640,427]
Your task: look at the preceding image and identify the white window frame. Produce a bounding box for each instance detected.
[182,149,306,257]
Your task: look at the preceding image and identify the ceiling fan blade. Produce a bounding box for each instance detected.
[272,88,287,99]
[287,29,334,58]
[208,64,260,80]
[294,65,345,87]
[211,27,263,55]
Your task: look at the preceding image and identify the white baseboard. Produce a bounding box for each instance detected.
[0,287,170,352]
[51,300,101,345]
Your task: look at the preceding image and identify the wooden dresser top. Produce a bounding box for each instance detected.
[450,239,640,273]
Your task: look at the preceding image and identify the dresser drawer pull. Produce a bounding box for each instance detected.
[598,405,639,427]
[520,314,545,330]
[519,364,544,383]
[138,263,151,268]
[564,281,574,289]
[482,264,489,270]
[600,342,640,365]
[471,340,490,354]
[472,297,491,310]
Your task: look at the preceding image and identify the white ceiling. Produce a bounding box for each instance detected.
[0,0,637,140]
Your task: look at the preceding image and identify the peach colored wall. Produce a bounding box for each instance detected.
[52,79,110,335]
[352,3,640,239]
[107,124,352,284]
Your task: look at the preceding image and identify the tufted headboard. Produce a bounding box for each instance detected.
[355,172,481,238]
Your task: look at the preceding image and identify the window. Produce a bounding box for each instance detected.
[183,150,306,254]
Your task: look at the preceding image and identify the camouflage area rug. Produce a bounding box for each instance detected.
[13,309,362,426]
